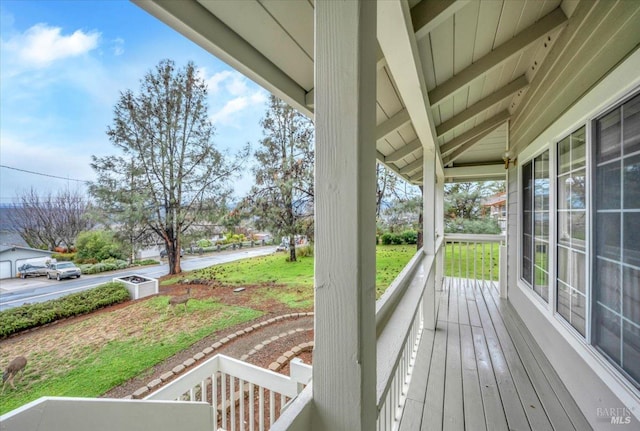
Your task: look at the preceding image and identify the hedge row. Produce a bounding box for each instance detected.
[0,282,130,338]
[380,230,418,245]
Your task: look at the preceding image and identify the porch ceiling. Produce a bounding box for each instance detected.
[133,0,581,184]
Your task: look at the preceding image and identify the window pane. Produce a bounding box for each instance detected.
[534,151,550,210]
[557,247,585,292]
[572,127,586,170]
[570,170,586,209]
[534,212,548,239]
[624,213,640,268]
[572,292,586,336]
[557,281,571,322]
[596,213,621,261]
[623,153,640,209]
[535,240,549,272]
[596,162,621,209]
[623,93,640,155]
[558,211,571,246]
[597,108,621,163]
[623,321,640,385]
[558,136,571,174]
[558,174,572,210]
[570,211,586,247]
[595,259,621,312]
[623,266,640,323]
[594,305,621,364]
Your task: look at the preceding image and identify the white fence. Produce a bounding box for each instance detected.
[146,354,312,431]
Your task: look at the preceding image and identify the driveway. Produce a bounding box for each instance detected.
[0,246,278,310]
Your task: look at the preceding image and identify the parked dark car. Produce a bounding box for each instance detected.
[46,262,81,281]
[17,264,48,279]
[160,248,184,258]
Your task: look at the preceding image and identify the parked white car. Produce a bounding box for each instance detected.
[46,262,82,281]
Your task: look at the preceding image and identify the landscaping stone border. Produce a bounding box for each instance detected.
[267,341,314,372]
[240,328,313,361]
[128,312,314,399]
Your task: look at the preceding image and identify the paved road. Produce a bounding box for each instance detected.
[0,246,278,311]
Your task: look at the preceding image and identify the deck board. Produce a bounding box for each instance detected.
[400,278,591,431]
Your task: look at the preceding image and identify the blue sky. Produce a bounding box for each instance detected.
[0,0,268,204]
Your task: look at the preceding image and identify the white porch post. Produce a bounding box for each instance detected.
[423,152,437,330]
[313,1,377,430]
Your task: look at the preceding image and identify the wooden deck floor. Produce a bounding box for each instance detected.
[399,278,592,431]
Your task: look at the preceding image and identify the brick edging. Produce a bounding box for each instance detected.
[128,312,314,399]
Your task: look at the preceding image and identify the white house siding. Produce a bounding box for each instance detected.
[508,49,640,429]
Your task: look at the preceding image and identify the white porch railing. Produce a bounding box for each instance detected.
[444,234,506,296]
[374,241,443,431]
[146,354,312,431]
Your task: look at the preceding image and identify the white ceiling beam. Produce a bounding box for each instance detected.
[385,139,421,162]
[440,110,510,155]
[442,121,504,165]
[376,109,411,141]
[444,164,505,181]
[436,75,528,136]
[428,7,567,106]
[132,0,312,117]
[378,0,439,162]
[411,0,471,41]
[409,171,423,184]
[399,157,423,175]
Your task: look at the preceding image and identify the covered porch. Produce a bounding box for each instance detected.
[1,0,639,430]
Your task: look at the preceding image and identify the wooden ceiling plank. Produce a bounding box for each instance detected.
[442,121,505,165]
[376,108,411,141]
[400,157,424,174]
[386,139,422,162]
[411,0,471,41]
[440,110,510,154]
[428,6,567,106]
[132,0,311,116]
[437,75,527,136]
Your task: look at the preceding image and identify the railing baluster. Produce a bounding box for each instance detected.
[222,373,227,430]
[258,386,264,431]
[249,382,255,431]
[212,373,218,430]
[269,390,275,427]
[230,376,236,431]
[239,378,245,431]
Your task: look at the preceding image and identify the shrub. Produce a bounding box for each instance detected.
[0,282,130,338]
[197,239,212,248]
[52,252,76,262]
[75,230,126,262]
[401,230,418,244]
[381,233,394,245]
[296,244,313,258]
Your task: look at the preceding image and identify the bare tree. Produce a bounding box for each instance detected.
[90,60,245,274]
[10,188,93,250]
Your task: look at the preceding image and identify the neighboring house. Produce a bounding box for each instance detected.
[0,245,53,279]
[2,1,639,430]
[481,192,507,231]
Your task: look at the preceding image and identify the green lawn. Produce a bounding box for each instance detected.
[190,244,417,298]
[0,297,261,415]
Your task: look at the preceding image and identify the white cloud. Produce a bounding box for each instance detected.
[3,23,100,69]
[210,90,267,126]
[111,38,124,56]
